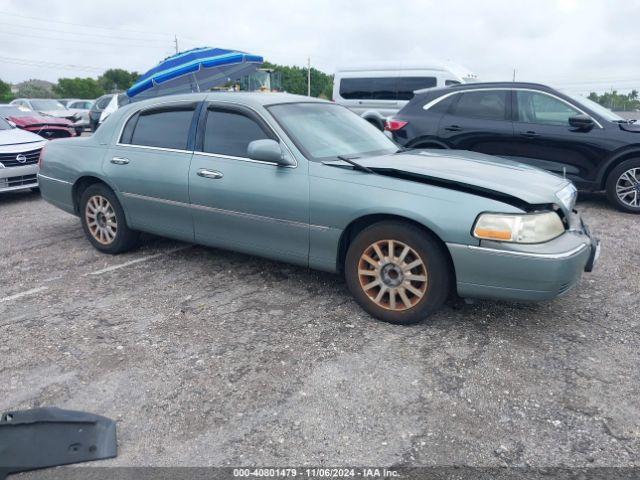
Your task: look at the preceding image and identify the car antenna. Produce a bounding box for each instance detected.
[337,155,377,174]
[563,167,567,179]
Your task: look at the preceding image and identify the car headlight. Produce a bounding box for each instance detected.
[556,183,577,211]
[473,211,565,243]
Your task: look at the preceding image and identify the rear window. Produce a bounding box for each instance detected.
[122,104,196,150]
[339,76,437,101]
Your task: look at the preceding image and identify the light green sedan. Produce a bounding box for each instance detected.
[37,92,599,324]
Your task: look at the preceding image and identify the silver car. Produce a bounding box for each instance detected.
[0,117,46,193]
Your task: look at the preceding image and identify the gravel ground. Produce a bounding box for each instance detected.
[0,190,638,471]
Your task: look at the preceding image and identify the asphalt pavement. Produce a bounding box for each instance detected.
[0,190,638,470]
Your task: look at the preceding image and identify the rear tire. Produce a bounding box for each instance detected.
[605,158,640,213]
[345,221,451,325]
[79,183,139,254]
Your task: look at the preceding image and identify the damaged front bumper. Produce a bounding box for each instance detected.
[448,211,599,302]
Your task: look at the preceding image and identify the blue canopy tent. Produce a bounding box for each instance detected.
[126,47,263,100]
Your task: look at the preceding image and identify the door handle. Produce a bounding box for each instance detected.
[444,125,462,132]
[519,131,539,138]
[111,157,130,165]
[197,168,224,179]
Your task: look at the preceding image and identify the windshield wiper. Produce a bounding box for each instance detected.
[337,155,376,174]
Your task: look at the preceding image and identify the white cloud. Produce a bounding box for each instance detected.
[1,0,639,94]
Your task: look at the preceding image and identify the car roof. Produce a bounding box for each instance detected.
[415,81,555,96]
[124,91,328,110]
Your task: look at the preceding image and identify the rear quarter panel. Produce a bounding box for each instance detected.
[39,137,111,214]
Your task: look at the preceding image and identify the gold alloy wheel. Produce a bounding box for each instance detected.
[357,239,428,311]
[85,195,117,245]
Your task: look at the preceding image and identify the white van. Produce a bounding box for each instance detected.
[333,62,477,129]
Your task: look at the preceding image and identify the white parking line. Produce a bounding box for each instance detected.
[85,246,191,276]
[0,286,49,304]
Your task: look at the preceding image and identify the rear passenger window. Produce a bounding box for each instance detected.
[203,108,271,157]
[123,104,196,150]
[451,90,508,120]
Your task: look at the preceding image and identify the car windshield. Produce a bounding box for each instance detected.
[564,92,624,122]
[30,99,66,111]
[268,102,397,161]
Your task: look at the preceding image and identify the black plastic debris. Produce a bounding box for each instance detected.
[0,407,117,479]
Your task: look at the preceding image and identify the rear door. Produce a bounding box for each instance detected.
[103,102,198,241]
[437,89,515,157]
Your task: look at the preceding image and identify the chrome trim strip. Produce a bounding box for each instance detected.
[114,143,192,154]
[192,150,294,168]
[460,242,589,259]
[423,87,603,129]
[121,191,331,231]
[37,173,72,185]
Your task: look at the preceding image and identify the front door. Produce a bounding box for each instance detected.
[104,101,198,241]
[189,103,309,266]
[511,90,608,186]
[437,89,515,157]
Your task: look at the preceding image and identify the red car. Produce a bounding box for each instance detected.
[0,105,78,140]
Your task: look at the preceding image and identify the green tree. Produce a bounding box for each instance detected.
[17,80,56,99]
[587,90,640,111]
[54,77,104,99]
[0,79,13,102]
[261,61,333,98]
[98,69,140,93]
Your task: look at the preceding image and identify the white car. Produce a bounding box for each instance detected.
[0,117,47,193]
[332,61,477,130]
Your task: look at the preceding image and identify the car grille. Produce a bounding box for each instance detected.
[0,148,41,167]
[0,174,38,187]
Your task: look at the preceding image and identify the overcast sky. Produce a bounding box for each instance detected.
[1,0,639,94]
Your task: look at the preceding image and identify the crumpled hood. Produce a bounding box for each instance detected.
[8,114,72,127]
[0,128,46,150]
[351,149,571,207]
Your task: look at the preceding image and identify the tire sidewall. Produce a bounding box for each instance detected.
[345,221,451,325]
[606,158,640,213]
[80,184,136,254]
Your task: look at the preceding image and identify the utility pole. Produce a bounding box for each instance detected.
[307,56,311,97]
[174,35,179,54]
[512,69,516,82]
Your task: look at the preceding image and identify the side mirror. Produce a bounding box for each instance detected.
[569,114,594,131]
[247,139,294,166]
[7,120,16,128]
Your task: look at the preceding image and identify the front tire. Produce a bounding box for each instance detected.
[606,158,640,213]
[80,183,139,254]
[345,221,451,325]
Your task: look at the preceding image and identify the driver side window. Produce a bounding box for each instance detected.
[516,91,581,126]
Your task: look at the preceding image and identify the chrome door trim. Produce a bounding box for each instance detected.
[196,168,223,179]
[192,150,295,168]
[121,191,331,231]
[111,156,130,165]
[37,173,72,185]
[423,87,603,129]
[457,242,589,259]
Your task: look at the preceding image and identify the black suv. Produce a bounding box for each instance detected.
[388,82,640,213]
